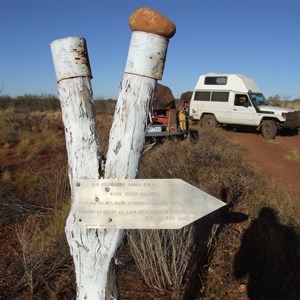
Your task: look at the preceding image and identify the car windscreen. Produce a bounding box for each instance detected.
[249,93,268,106]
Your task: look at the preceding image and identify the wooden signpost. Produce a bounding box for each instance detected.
[51,7,225,300]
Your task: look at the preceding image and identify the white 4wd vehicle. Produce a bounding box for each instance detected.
[189,73,300,139]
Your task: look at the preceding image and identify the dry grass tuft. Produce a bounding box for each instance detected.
[128,226,196,298]
[285,149,300,162]
[2,169,11,182]
[14,202,73,296]
[18,128,64,158]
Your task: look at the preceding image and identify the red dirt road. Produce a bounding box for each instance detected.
[225,131,300,220]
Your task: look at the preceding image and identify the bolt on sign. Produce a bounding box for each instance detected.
[74,179,226,230]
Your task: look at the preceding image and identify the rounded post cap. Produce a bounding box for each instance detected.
[129,7,176,39]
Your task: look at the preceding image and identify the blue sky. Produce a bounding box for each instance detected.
[1,0,299,100]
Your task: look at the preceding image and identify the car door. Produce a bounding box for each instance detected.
[230,94,257,125]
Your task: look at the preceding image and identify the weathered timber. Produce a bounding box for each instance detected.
[51,37,121,299]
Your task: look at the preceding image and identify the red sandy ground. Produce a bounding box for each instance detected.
[225,131,300,219]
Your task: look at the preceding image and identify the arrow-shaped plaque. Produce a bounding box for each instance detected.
[73,179,226,229]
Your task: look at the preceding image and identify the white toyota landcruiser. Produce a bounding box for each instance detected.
[189,73,300,139]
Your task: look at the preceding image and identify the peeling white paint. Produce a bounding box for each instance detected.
[52,37,120,299]
[105,74,156,179]
[50,37,92,82]
[57,77,122,299]
[125,31,168,80]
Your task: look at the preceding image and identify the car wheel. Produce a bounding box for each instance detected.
[201,114,218,129]
[262,120,277,139]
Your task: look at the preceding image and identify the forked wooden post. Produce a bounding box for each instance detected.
[51,7,176,300]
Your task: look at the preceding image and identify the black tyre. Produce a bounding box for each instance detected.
[201,114,218,129]
[261,120,277,139]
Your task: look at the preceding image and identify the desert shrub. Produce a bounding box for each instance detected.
[0,95,14,109]
[0,94,117,114]
[12,149,73,297]
[128,225,198,299]
[0,110,47,147]
[0,103,74,298]
[0,152,73,298]
[13,168,41,197]
[0,110,64,157]
[94,99,116,116]
[97,112,114,154]
[15,216,46,295]
[129,128,298,299]
[267,96,300,111]
[0,110,20,146]
[13,94,60,113]
[294,99,300,110]
[0,192,51,226]
[14,202,74,298]
[127,130,254,297]
[6,111,48,132]
[242,174,296,225]
[43,111,64,131]
[140,129,258,203]
[128,214,221,299]
[267,95,282,106]
[1,137,67,207]
[0,165,57,226]
[18,128,64,159]
[282,100,300,110]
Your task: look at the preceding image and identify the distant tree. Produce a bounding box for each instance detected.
[268,94,283,106]
[280,95,291,102]
[0,82,13,110]
[14,94,60,112]
[0,95,13,110]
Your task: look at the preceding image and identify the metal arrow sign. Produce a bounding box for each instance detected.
[73,179,226,229]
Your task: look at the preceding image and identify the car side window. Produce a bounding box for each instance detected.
[234,94,252,107]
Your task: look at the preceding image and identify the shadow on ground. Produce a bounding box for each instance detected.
[234,207,300,300]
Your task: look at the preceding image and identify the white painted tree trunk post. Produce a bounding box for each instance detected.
[50,7,176,300]
[104,8,175,298]
[105,7,176,179]
[51,36,120,299]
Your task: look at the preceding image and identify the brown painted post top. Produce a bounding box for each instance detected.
[129,7,176,39]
